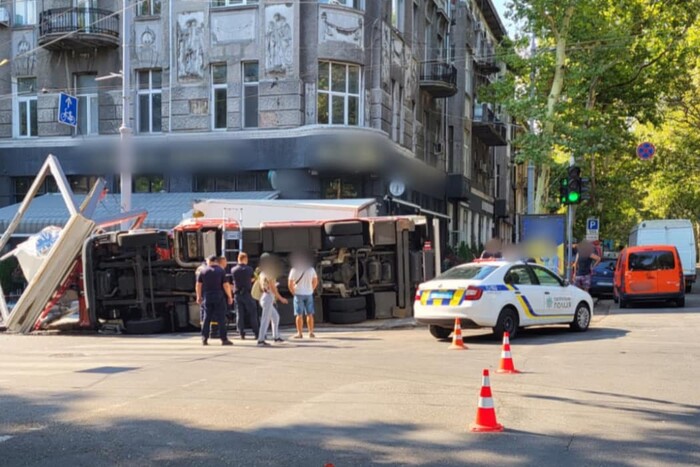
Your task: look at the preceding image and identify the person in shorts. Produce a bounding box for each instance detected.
[573,240,601,292]
[288,253,318,339]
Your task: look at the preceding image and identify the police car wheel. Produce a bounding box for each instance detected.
[570,303,591,332]
[429,325,452,340]
[493,307,519,339]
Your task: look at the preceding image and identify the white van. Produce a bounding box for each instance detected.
[629,220,697,292]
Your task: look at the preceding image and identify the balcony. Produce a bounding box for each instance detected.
[474,48,500,75]
[445,173,471,200]
[419,61,458,98]
[39,8,119,50]
[473,104,507,146]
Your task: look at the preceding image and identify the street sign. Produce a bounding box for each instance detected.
[636,142,655,161]
[586,217,599,241]
[58,93,78,127]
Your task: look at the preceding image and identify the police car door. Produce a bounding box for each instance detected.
[531,265,574,320]
[504,265,541,326]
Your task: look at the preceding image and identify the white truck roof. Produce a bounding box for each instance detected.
[634,219,693,229]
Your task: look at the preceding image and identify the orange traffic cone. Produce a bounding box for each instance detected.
[449,318,468,350]
[469,369,504,432]
[497,331,520,374]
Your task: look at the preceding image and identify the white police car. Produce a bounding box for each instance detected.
[414,260,593,339]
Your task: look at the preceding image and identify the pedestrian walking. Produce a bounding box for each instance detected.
[196,255,233,346]
[572,240,601,292]
[288,253,318,339]
[256,253,288,347]
[231,252,259,340]
[481,238,503,259]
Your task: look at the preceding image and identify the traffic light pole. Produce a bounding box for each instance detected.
[565,156,575,282]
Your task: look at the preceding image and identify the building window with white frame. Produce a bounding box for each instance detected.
[242,62,258,128]
[317,61,361,126]
[14,0,36,26]
[392,0,404,32]
[319,0,364,9]
[211,64,227,130]
[16,77,37,138]
[136,0,161,16]
[75,74,98,136]
[212,0,259,7]
[137,70,162,134]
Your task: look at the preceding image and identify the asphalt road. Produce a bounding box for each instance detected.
[1,296,699,466]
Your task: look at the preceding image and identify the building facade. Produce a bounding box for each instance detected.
[0,0,511,246]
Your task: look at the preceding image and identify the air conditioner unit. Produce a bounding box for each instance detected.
[0,7,9,25]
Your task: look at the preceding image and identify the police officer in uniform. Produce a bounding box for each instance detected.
[196,255,234,346]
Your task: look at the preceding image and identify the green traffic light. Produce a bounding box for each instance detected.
[568,192,580,203]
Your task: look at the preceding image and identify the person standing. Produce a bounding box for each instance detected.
[231,252,259,340]
[257,253,288,347]
[480,238,503,259]
[196,255,233,346]
[288,253,318,339]
[572,240,601,292]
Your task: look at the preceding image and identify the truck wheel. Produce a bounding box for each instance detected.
[324,221,364,236]
[493,307,519,339]
[328,309,367,324]
[619,297,628,309]
[685,283,692,294]
[323,235,365,249]
[676,296,685,308]
[327,296,366,312]
[570,302,591,332]
[429,325,452,340]
[123,317,165,335]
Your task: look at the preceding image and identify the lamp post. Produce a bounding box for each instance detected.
[119,0,132,229]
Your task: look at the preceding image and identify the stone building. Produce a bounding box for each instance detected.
[0,0,511,246]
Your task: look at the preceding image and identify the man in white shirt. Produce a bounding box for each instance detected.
[288,255,319,338]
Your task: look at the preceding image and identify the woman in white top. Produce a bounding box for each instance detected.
[257,253,288,346]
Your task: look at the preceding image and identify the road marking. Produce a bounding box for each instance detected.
[0,435,13,443]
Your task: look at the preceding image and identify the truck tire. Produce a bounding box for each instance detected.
[429,325,452,340]
[123,317,165,335]
[324,221,364,236]
[685,283,692,294]
[327,296,366,312]
[323,235,365,250]
[328,309,367,324]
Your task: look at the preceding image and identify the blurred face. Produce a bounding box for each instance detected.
[219,258,227,269]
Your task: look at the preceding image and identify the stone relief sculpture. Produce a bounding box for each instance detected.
[265,12,292,75]
[14,36,35,76]
[136,26,159,67]
[320,12,363,45]
[177,12,205,81]
[381,24,390,85]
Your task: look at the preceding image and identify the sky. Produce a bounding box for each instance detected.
[492,0,519,38]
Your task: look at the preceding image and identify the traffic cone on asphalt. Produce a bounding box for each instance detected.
[469,369,504,432]
[497,331,520,374]
[448,318,468,350]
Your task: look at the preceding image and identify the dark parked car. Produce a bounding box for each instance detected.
[590,259,616,298]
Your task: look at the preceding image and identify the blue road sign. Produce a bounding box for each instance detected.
[587,218,599,231]
[636,142,655,160]
[58,93,78,127]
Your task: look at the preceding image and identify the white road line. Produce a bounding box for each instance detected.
[0,435,13,443]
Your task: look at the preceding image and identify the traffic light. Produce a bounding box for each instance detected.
[567,166,582,204]
[559,178,569,205]
[581,177,591,201]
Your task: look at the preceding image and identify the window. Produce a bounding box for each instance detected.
[322,178,360,199]
[136,0,161,16]
[14,0,36,26]
[69,175,99,194]
[532,267,563,286]
[242,62,258,128]
[436,265,496,281]
[317,61,361,126]
[194,172,271,192]
[17,77,37,138]
[134,175,165,193]
[411,101,417,153]
[629,251,675,271]
[75,74,98,136]
[392,0,405,32]
[319,0,363,8]
[505,266,534,286]
[412,2,419,45]
[137,70,162,133]
[447,126,454,172]
[495,163,501,197]
[423,111,430,161]
[212,0,259,7]
[212,64,227,130]
[13,176,58,203]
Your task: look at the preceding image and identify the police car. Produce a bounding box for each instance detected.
[414,260,593,339]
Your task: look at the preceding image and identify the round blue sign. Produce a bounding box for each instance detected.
[636,142,655,160]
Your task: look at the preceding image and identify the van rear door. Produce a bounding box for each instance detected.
[626,250,660,296]
[656,249,682,294]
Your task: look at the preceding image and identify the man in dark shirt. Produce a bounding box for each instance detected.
[231,252,259,340]
[196,255,233,346]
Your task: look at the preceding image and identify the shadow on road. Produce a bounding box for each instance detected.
[460,326,629,346]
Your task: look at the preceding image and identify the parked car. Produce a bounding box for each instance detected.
[614,245,685,308]
[589,259,616,298]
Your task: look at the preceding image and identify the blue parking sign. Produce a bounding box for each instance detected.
[58,93,78,127]
[587,218,599,231]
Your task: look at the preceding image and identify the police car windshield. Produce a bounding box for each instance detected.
[436,265,497,281]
